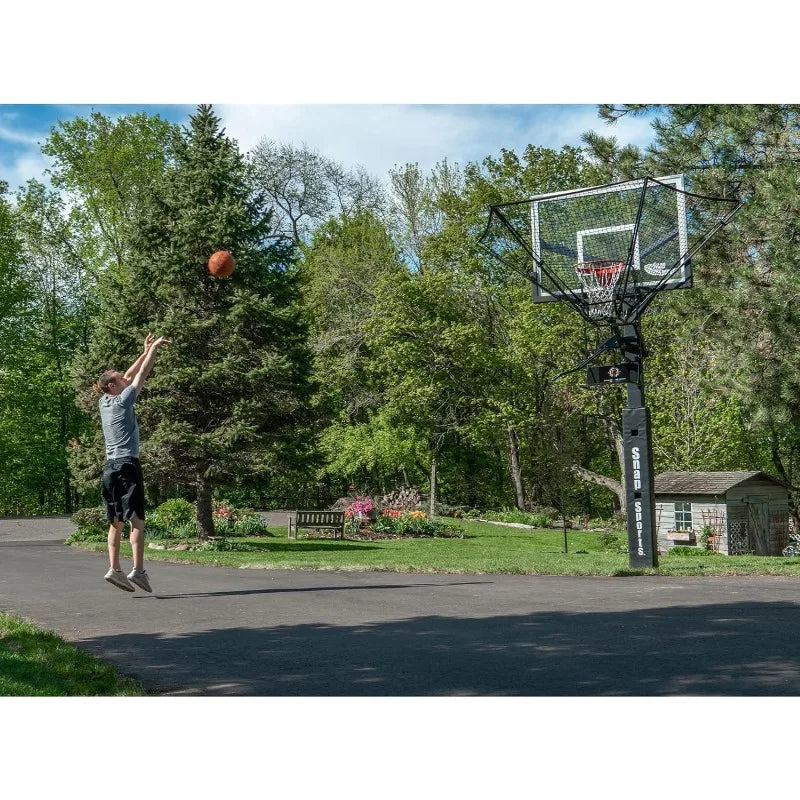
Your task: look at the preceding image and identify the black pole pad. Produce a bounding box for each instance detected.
[622,406,658,568]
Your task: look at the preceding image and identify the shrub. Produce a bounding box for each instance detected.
[212,500,236,529]
[371,515,398,534]
[66,528,107,544]
[154,498,195,524]
[371,511,463,538]
[481,508,555,527]
[69,506,110,544]
[586,516,618,530]
[149,499,195,528]
[150,522,196,541]
[669,545,721,557]
[599,532,628,553]
[71,506,108,530]
[699,525,716,551]
[191,538,262,552]
[146,499,196,539]
[232,515,271,537]
[395,514,439,536]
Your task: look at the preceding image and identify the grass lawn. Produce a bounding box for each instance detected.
[70,519,800,577]
[0,613,144,696]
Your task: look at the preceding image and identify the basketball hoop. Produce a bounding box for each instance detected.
[574,260,625,319]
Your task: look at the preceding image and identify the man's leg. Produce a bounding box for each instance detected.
[107,520,124,570]
[129,513,145,572]
[105,518,135,591]
[127,513,152,592]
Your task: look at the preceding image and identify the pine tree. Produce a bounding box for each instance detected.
[75,105,312,538]
[588,104,800,522]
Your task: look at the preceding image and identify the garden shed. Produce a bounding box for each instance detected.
[654,471,789,556]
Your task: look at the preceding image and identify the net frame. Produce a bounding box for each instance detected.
[478,175,744,327]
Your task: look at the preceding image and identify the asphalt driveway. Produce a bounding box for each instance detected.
[2,515,800,695]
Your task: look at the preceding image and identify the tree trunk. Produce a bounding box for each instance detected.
[570,464,626,516]
[429,456,437,517]
[63,472,73,514]
[195,476,214,540]
[508,427,526,511]
[605,416,626,492]
[466,448,477,508]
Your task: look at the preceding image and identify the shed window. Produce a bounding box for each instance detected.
[674,501,693,530]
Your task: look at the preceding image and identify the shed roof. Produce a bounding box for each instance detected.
[654,471,782,495]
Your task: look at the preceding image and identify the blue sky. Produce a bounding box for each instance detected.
[0,104,658,195]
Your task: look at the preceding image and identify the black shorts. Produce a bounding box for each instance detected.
[101,457,145,523]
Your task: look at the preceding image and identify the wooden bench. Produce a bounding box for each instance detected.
[288,510,345,540]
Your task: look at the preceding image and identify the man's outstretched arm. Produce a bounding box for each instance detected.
[124,333,155,381]
[131,336,171,395]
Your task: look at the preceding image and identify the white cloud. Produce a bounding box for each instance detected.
[219,104,657,182]
[518,106,657,151]
[0,122,43,148]
[219,105,486,178]
[0,151,52,193]
[0,104,660,197]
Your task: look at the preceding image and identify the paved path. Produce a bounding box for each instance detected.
[2,515,800,695]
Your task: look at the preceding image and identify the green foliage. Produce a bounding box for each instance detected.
[191,538,262,552]
[232,515,271,536]
[146,499,196,539]
[599,532,628,553]
[66,528,107,544]
[669,546,722,557]
[319,410,428,487]
[644,309,755,472]
[699,525,715,551]
[68,506,108,542]
[480,508,559,527]
[159,523,197,541]
[71,506,108,529]
[0,181,94,514]
[371,511,464,537]
[150,498,195,526]
[17,103,800,526]
[42,110,177,270]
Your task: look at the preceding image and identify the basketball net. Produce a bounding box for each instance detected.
[574,260,625,320]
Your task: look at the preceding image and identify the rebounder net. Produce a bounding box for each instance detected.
[480,176,742,324]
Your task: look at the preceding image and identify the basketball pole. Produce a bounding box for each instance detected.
[621,324,658,568]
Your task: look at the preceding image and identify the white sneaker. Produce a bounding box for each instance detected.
[127,569,152,593]
[105,568,135,592]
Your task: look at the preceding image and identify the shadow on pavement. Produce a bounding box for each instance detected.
[77,599,800,696]
[143,580,493,600]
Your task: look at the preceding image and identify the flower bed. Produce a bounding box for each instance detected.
[336,503,464,539]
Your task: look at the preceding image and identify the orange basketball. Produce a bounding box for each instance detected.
[208,250,235,278]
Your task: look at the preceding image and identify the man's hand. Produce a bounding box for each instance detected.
[144,332,155,351]
[152,336,171,349]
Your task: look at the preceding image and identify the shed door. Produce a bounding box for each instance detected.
[745,497,770,555]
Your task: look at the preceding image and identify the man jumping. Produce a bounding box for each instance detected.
[95,332,170,592]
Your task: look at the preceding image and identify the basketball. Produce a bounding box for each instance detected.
[208,250,235,278]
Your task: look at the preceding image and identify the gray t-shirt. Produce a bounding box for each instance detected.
[99,384,139,458]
